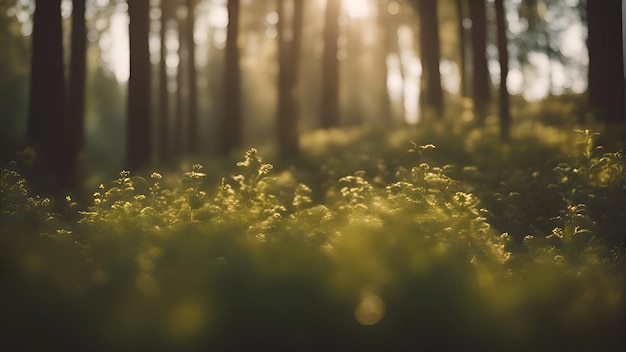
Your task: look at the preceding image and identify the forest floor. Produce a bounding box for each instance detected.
[1,108,624,351]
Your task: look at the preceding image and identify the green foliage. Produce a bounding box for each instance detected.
[0,131,623,351]
[181,164,207,222]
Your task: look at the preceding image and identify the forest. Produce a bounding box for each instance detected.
[0,0,624,350]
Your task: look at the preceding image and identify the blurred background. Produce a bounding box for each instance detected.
[0,0,623,193]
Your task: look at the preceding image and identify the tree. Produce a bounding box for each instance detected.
[320,0,341,129]
[495,0,510,139]
[157,0,171,161]
[276,0,303,158]
[67,0,87,186]
[587,1,624,122]
[0,2,30,151]
[126,0,152,170]
[27,0,68,191]
[376,1,395,123]
[220,0,242,154]
[456,0,467,97]
[186,0,199,153]
[174,2,185,155]
[468,0,489,124]
[416,0,443,118]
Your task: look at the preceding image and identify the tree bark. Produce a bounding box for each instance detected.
[456,0,467,97]
[174,6,185,155]
[67,0,86,186]
[417,0,443,119]
[468,0,489,125]
[587,1,624,122]
[187,0,199,153]
[220,0,242,154]
[157,0,170,160]
[376,2,394,124]
[495,0,510,139]
[27,0,68,190]
[320,0,341,129]
[126,0,152,170]
[277,0,303,158]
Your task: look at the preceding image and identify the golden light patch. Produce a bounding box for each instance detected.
[164,298,207,340]
[355,288,386,326]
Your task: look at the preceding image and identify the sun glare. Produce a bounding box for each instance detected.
[342,0,374,19]
[107,12,129,83]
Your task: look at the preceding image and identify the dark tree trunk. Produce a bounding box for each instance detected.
[67,0,86,186]
[587,1,624,122]
[157,0,170,160]
[468,0,489,124]
[495,0,510,140]
[187,0,199,153]
[220,0,242,154]
[320,0,341,129]
[174,8,185,156]
[276,0,303,158]
[456,0,467,97]
[376,4,393,124]
[126,0,152,170]
[417,0,443,119]
[27,0,68,191]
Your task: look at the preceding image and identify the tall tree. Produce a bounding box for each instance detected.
[157,0,171,161]
[220,0,242,154]
[320,0,341,129]
[186,0,199,153]
[27,0,68,190]
[587,1,624,122]
[126,0,152,169]
[416,0,443,118]
[376,1,395,123]
[0,3,29,150]
[456,0,467,97]
[67,0,87,186]
[174,3,185,155]
[468,0,489,124]
[495,0,510,139]
[276,0,304,158]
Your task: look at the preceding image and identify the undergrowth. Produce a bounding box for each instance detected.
[0,128,623,351]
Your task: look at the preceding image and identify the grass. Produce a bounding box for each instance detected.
[0,119,624,351]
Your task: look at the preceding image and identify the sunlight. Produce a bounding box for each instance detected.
[341,0,374,19]
[404,57,421,124]
[386,53,403,100]
[106,12,129,83]
[355,287,386,326]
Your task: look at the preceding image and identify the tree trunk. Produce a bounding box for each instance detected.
[380,7,405,123]
[220,0,242,154]
[495,0,510,140]
[276,0,303,158]
[456,0,467,97]
[376,4,393,124]
[174,5,185,155]
[27,0,68,191]
[126,0,152,170]
[587,1,624,122]
[67,0,86,186]
[468,0,489,124]
[157,0,170,160]
[320,0,341,129]
[187,0,199,153]
[417,0,443,119]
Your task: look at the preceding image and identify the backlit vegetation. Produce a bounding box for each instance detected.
[1,125,623,351]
